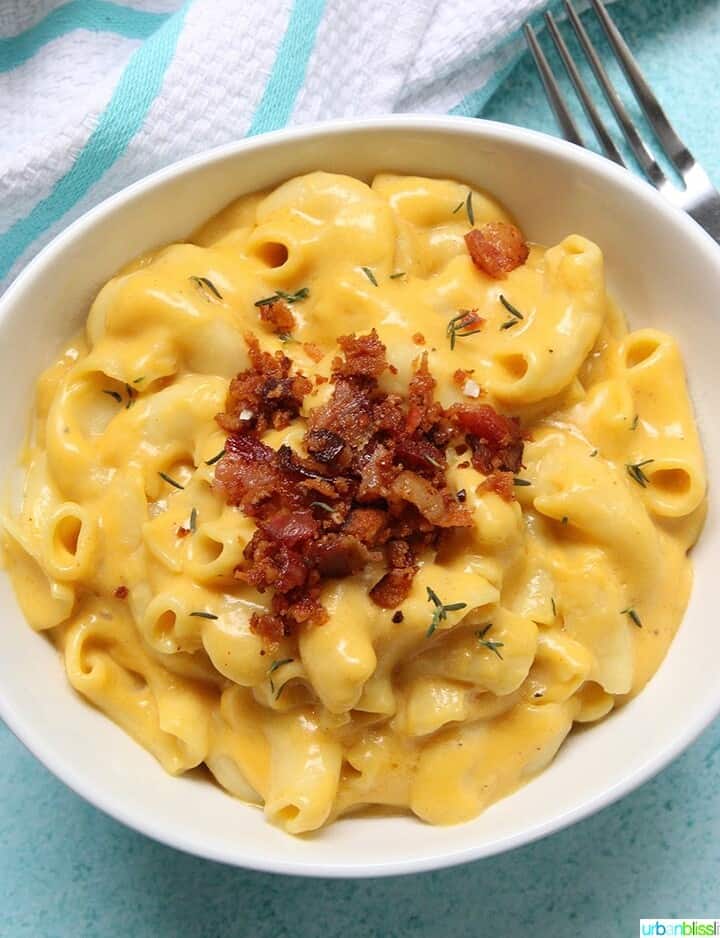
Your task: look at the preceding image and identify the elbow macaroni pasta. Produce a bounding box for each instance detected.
[1,172,707,833]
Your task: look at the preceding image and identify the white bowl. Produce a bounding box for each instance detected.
[0,117,718,878]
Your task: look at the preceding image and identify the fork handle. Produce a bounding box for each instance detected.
[688,195,720,244]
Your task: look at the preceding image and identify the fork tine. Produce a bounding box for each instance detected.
[523,23,584,147]
[543,12,625,166]
[590,0,692,174]
[564,0,667,188]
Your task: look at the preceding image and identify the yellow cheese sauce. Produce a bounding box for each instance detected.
[1,172,707,833]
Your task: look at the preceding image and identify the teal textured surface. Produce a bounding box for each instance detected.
[2,0,719,934]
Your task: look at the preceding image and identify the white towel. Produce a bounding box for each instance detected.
[0,0,551,288]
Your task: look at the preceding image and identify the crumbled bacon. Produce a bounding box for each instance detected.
[303,342,324,363]
[214,327,524,638]
[465,222,529,278]
[481,471,515,500]
[447,403,524,475]
[114,585,128,599]
[453,368,474,388]
[217,333,312,435]
[258,299,295,335]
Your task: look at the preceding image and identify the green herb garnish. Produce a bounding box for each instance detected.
[361,267,378,287]
[189,611,218,620]
[446,310,484,350]
[103,390,122,403]
[513,477,531,487]
[621,607,643,628]
[133,376,145,384]
[465,190,475,226]
[630,414,639,431]
[278,333,295,343]
[551,598,557,617]
[254,287,309,307]
[268,657,294,694]
[389,271,406,280]
[475,623,504,659]
[626,459,654,487]
[205,449,226,466]
[452,200,464,214]
[189,507,197,533]
[190,275,223,301]
[158,471,184,490]
[125,383,136,409]
[426,587,467,638]
[589,449,598,457]
[561,515,569,525]
[500,318,520,331]
[499,294,524,320]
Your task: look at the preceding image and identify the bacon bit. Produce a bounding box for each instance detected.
[458,460,470,469]
[114,585,129,599]
[370,567,417,609]
[453,368,474,388]
[412,333,426,346]
[389,364,398,375]
[216,330,523,637]
[177,526,190,538]
[392,610,404,623]
[303,342,324,363]
[465,222,529,279]
[217,333,312,435]
[258,299,295,335]
[481,471,515,501]
[315,375,328,385]
[332,329,387,381]
[447,403,524,475]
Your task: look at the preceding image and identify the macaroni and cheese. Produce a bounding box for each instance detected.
[1,172,706,833]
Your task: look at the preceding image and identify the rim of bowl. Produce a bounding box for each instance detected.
[1,115,719,878]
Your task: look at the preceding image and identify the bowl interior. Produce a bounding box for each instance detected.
[1,118,718,876]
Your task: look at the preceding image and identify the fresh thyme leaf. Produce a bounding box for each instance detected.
[465,190,475,226]
[590,449,598,457]
[278,332,295,343]
[103,390,122,403]
[133,376,145,384]
[158,471,184,490]
[189,611,218,619]
[621,607,643,628]
[474,624,504,659]
[125,383,136,409]
[452,200,464,214]
[626,459,654,487]
[189,507,197,533]
[499,294,524,320]
[500,318,519,331]
[389,271,406,279]
[551,598,557,616]
[631,414,639,431]
[254,287,309,307]
[426,587,467,638]
[446,311,483,350]
[361,266,378,287]
[190,275,223,301]
[205,449,226,466]
[311,501,335,513]
[513,477,531,486]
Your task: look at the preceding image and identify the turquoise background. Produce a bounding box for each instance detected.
[2,0,719,934]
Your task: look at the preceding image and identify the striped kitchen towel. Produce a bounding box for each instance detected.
[1,0,553,288]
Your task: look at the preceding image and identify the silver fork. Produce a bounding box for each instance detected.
[524,0,720,242]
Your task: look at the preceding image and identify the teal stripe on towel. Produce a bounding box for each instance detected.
[0,3,189,280]
[0,1,171,73]
[247,0,326,136]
